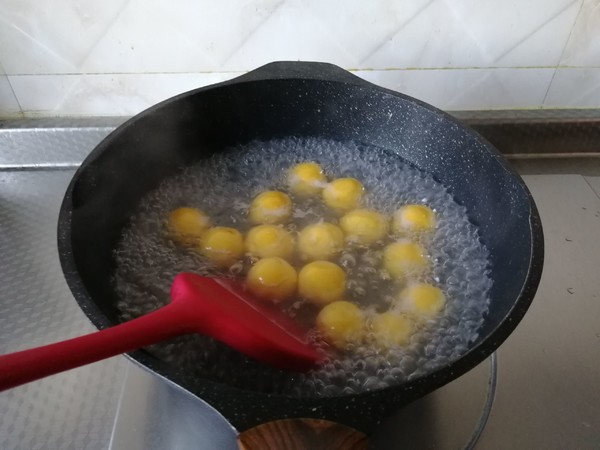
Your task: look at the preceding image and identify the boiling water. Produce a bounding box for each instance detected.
[113,137,492,397]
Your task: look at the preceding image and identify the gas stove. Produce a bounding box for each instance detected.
[1,119,598,449]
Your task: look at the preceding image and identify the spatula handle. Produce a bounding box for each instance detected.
[0,304,189,391]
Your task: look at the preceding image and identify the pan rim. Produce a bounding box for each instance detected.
[57,61,545,405]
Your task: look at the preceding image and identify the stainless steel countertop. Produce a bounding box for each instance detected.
[0,124,599,449]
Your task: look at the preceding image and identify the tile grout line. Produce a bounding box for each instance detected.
[542,0,586,106]
[4,66,599,79]
[0,15,77,72]
[4,76,24,117]
[0,58,24,117]
[221,0,286,68]
[493,0,581,64]
[300,2,362,66]
[444,70,494,111]
[76,0,134,74]
[358,0,437,66]
[50,0,133,113]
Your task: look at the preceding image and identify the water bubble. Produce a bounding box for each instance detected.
[113,136,492,397]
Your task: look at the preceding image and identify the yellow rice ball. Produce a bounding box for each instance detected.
[297,222,344,261]
[167,207,211,245]
[322,178,364,212]
[369,312,415,348]
[382,240,428,280]
[340,209,389,246]
[199,227,244,268]
[392,204,436,235]
[249,191,293,225]
[396,283,446,318]
[298,261,346,306]
[316,301,365,349]
[245,225,295,260]
[288,162,327,197]
[246,257,297,302]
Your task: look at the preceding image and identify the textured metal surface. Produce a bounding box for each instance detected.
[110,356,496,450]
[0,127,114,168]
[453,109,600,157]
[2,121,600,449]
[109,364,238,450]
[3,111,600,163]
[0,164,126,448]
[0,118,128,129]
[452,109,600,121]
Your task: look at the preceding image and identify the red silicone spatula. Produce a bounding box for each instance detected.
[0,273,323,391]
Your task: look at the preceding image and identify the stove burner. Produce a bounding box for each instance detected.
[110,355,496,449]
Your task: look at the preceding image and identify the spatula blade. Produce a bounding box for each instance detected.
[171,273,324,372]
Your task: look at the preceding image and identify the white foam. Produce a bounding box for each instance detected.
[113,137,492,397]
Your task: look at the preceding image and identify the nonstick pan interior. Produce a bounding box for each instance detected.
[58,62,543,433]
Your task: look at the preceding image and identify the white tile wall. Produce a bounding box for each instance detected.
[0,60,20,115]
[544,68,600,107]
[362,0,581,69]
[0,75,21,115]
[0,0,129,74]
[357,68,556,111]
[560,0,600,66]
[0,0,598,117]
[9,72,239,116]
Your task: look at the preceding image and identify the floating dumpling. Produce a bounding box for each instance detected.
[393,204,436,235]
[340,209,388,246]
[199,227,244,268]
[288,162,327,197]
[245,225,295,260]
[316,301,365,349]
[382,240,429,280]
[167,207,211,245]
[246,257,298,302]
[395,283,446,318]
[322,178,364,212]
[249,191,293,224]
[298,261,346,306]
[297,222,344,261]
[369,312,415,348]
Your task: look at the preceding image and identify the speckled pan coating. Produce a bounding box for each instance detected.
[57,61,544,434]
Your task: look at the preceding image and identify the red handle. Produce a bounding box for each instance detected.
[0,303,191,391]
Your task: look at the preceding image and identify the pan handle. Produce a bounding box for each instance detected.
[233,61,373,87]
[237,418,368,450]
[0,303,191,391]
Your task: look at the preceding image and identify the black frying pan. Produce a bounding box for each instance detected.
[57,61,543,438]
